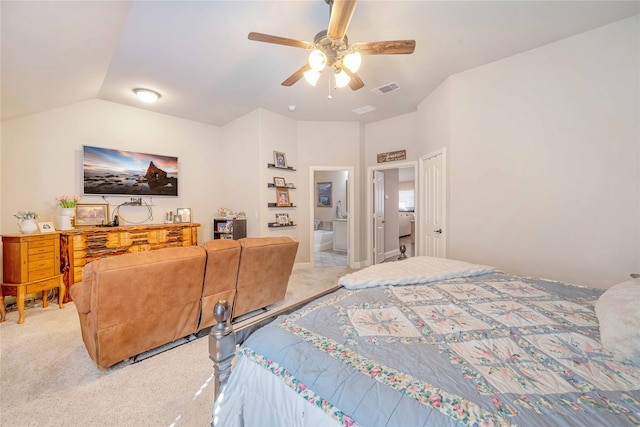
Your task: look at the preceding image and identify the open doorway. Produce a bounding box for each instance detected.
[310,167,354,268]
[367,161,417,266]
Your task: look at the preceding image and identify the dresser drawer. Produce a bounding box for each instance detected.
[28,237,52,247]
[28,245,54,256]
[29,258,54,272]
[29,252,54,263]
[29,267,55,281]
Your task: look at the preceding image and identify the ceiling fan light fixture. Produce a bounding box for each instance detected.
[308,49,327,71]
[304,69,322,86]
[343,52,361,73]
[334,69,351,88]
[133,88,161,104]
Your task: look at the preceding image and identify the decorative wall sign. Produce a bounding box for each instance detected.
[377,149,406,163]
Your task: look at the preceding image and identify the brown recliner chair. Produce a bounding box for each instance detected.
[232,237,299,319]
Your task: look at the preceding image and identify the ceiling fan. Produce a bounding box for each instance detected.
[248,0,416,91]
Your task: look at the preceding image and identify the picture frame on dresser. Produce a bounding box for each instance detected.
[75,204,109,227]
[177,208,191,223]
[37,221,55,232]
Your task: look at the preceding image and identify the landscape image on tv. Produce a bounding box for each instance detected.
[83,145,178,196]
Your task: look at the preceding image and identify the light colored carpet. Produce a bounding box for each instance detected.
[0,266,353,427]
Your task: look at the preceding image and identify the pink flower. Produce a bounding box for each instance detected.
[56,194,81,208]
[429,394,442,408]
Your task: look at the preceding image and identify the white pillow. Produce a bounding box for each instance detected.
[595,277,640,363]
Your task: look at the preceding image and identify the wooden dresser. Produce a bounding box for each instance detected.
[2,232,65,324]
[60,223,200,301]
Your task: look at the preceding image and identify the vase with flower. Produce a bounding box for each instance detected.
[55,194,81,230]
[14,211,39,234]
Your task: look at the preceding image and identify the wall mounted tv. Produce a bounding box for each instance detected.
[83,145,178,196]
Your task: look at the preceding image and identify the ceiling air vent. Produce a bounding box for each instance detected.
[352,105,377,115]
[372,82,400,95]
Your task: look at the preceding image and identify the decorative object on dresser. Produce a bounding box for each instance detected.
[213,218,246,240]
[55,194,81,230]
[176,208,191,223]
[14,211,39,234]
[37,222,55,233]
[75,204,109,227]
[59,223,200,302]
[2,232,65,324]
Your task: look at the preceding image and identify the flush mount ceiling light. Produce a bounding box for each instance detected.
[133,88,161,104]
[248,0,415,91]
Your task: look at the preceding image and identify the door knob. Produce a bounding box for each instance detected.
[434,229,442,234]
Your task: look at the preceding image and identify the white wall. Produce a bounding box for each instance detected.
[365,112,420,164]
[420,16,639,288]
[1,99,221,244]
[218,109,261,238]
[298,121,361,263]
[259,110,299,242]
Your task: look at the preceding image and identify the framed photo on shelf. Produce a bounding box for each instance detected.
[177,208,191,223]
[273,151,288,169]
[273,177,286,187]
[37,221,55,233]
[75,204,109,227]
[317,182,332,207]
[217,222,232,233]
[276,188,290,207]
[276,213,289,225]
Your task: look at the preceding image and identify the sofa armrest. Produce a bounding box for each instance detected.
[70,261,96,314]
[69,281,91,314]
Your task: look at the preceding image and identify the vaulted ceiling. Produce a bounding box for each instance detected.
[2,1,638,126]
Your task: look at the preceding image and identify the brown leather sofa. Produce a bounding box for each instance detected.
[70,237,298,370]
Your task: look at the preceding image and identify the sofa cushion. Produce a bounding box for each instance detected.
[199,239,241,330]
[233,237,298,318]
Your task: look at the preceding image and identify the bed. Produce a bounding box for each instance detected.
[211,257,640,426]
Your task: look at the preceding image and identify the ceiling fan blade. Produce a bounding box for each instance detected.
[282,63,312,86]
[352,40,416,55]
[327,0,357,40]
[248,32,313,49]
[340,66,364,91]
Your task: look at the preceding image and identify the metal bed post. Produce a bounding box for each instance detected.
[209,301,236,403]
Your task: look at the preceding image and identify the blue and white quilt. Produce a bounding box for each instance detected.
[239,272,640,426]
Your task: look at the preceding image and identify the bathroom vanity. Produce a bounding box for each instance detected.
[332,219,348,252]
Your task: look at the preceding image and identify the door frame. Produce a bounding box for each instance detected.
[309,166,355,268]
[366,160,418,267]
[418,147,447,257]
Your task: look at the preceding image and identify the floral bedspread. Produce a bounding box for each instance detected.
[241,272,640,426]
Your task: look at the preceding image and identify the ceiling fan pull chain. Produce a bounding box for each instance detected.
[327,74,333,99]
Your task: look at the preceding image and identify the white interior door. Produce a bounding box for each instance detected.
[421,151,446,257]
[373,170,385,264]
